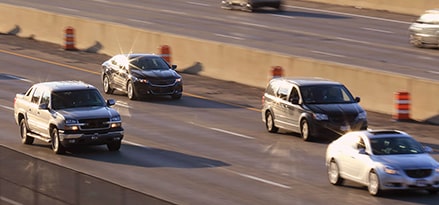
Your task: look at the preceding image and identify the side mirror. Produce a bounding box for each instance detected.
[358,148,367,155]
[171,65,177,70]
[107,99,116,107]
[39,103,49,110]
[424,146,433,153]
[355,97,361,103]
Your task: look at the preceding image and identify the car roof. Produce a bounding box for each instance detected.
[117,53,161,58]
[350,130,411,140]
[270,77,343,86]
[418,9,439,23]
[34,81,96,92]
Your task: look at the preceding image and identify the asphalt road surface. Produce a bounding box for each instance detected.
[1,33,439,205]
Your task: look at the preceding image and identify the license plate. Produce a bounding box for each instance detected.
[340,125,350,131]
[416,179,428,187]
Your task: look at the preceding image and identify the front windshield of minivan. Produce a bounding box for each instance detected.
[300,85,355,104]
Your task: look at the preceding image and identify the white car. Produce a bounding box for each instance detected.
[221,0,283,12]
[325,130,439,196]
[409,9,439,48]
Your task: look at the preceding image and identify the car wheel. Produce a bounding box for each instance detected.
[19,119,34,145]
[51,128,65,154]
[265,111,279,133]
[103,75,114,94]
[328,160,344,185]
[127,81,137,100]
[107,140,121,151]
[301,119,312,141]
[368,171,382,196]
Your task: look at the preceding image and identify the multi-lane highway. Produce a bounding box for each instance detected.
[1,0,438,80]
[1,1,439,205]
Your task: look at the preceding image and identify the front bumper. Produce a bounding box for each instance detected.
[59,129,124,146]
[134,81,183,96]
[379,172,439,191]
[309,119,368,137]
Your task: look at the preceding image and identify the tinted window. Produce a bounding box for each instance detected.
[51,89,105,109]
[300,85,355,104]
[370,137,425,155]
[31,87,43,104]
[130,56,170,71]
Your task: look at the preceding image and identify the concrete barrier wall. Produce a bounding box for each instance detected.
[303,0,439,15]
[0,3,439,123]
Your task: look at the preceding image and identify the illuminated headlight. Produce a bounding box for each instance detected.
[383,166,398,175]
[313,113,328,121]
[435,166,439,173]
[139,79,149,83]
[64,119,79,131]
[175,78,182,83]
[110,116,122,128]
[356,111,367,120]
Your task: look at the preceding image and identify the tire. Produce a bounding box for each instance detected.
[368,171,382,196]
[51,128,65,154]
[328,160,344,185]
[107,140,121,151]
[19,119,34,145]
[103,75,114,94]
[127,81,137,100]
[265,111,279,133]
[301,119,312,141]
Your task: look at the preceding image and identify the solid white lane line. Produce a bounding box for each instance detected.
[0,104,13,111]
[312,50,346,58]
[187,1,210,7]
[129,19,154,24]
[0,196,23,205]
[209,127,255,139]
[214,33,245,40]
[362,27,393,34]
[237,172,291,189]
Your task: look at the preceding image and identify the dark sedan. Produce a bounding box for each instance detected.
[101,54,183,100]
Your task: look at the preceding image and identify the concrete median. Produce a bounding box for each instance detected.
[0,3,438,124]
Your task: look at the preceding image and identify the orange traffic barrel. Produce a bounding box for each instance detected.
[393,91,410,121]
[64,27,77,51]
[271,66,283,78]
[159,45,171,63]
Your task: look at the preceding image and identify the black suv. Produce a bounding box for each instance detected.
[261,77,368,141]
[101,54,183,100]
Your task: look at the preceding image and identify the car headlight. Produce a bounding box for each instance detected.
[64,119,79,131]
[110,115,122,128]
[435,165,439,173]
[313,113,328,121]
[356,111,367,120]
[383,166,398,175]
[175,78,182,83]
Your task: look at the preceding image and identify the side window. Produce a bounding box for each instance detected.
[25,86,34,97]
[289,87,300,104]
[31,87,43,104]
[40,91,50,105]
[357,137,366,150]
[277,85,290,101]
[265,81,279,96]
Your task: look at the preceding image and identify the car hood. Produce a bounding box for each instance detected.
[56,106,119,119]
[132,69,180,79]
[305,103,364,115]
[374,154,438,169]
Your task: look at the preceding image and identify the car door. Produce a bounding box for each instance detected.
[34,90,53,138]
[284,86,301,132]
[341,135,370,181]
[273,84,291,129]
[26,87,44,134]
[108,55,128,90]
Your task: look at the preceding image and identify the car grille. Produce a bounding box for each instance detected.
[150,79,175,86]
[329,114,357,123]
[404,169,432,178]
[79,118,110,130]
[151,86,175,94]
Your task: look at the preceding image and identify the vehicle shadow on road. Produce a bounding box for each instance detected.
[255,10,350,19]
[65,144,230,169]
[139,95,252,109]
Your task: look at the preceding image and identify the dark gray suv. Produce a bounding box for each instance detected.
[261,77,368,141]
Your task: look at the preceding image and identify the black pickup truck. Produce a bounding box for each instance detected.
[14,81,124,154]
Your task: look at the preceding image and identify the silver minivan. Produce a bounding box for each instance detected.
[409,9,439,48]
[221,0,283,12]
[261,77,368,141]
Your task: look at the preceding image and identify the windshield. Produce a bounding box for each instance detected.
[51,89,105,109]
[371,137,425,155]
[300,85,355,104]
[130,56,170,71]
